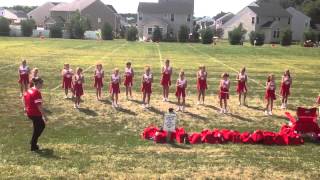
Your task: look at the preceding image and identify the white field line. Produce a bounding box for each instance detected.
[188,44,283,97]
[156,43,163,72]
[50,42,127,91]
[0,62,19,70]
[279,62,315,75]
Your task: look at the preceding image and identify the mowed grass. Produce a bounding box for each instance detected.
[0,37,320,179]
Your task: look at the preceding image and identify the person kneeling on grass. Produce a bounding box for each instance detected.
[175,70,187,112]
[73,68,84,109]
[24,77,47,151]
[219,73,230,114]
[265,74,276,116]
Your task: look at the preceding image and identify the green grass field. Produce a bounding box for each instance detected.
[0,37,320,179]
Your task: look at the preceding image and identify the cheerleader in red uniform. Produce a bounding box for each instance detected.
[18,60,30,97]
[124,62,134,100]
[94,63,104,101]
[280,70,292,109]
[29,68,39,88]
[265,74,276,116]
[61,63,74,99]
[110,68,121,108]
[219,73,230,114]
[141,66,153,109]
[161,59,172,102]
[73,68,84,109]
[197,65,207,105]
[176,70,187,112]
[236,67,248,106]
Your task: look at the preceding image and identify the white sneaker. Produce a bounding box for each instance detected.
[147,104,151,108]
[166,98,169,102]
[141,104,146,109]
[268,111,273,116]
[162,98,166,102]
[112,103,115,108]
[202,101,205,105]
[280,103,285,109]
[77,104,80,108]
[176,106,181,112]
[220,108,224,114]
[74,104,78,109]
[115,103,119,108]
[238,102,242,106]
[224,109,228,114]
[64,96,68,99]
[181,106,185,112]
[264,111,269,116]
[197,101,200,105]
[285,103,288,109]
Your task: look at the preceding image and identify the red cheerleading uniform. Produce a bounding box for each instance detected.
[18,65,30,84]
[220,80,230,100]
[110,74,120,94]
[94,69,104,89]
[24,87,43,117]
[62,69,73,89]
[74,74,84,97]
[280,75,291,97]
[265,81,276,100]
[141,73,153,94]
[124,67,133,87]
[197,71,207,91]
[176,78,187,98]
[161,66,172,87]
[236,73,247,94]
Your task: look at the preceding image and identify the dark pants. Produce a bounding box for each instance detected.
[28,116,45,148]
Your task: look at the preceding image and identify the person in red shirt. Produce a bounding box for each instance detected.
[18,60,30,97]
[161,59,172,102]
[197,65,208,105]
[124,62,134,100]
[73,68,84,109]
[61,63,74,99]
[236,67,248,106]
[141,65,153,109]
[94,63,104,101]
[175,70,187,112]
[280,69,292,109]
[24,77,47,151]
[219,73,230,114]
[110,68,121,108]
[265,74,276,116]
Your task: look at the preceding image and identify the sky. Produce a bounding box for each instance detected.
[0,0,254,17]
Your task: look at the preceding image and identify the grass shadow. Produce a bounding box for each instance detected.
[35,148,62,159]
[79,108,98,117]
[117,107,137,116]
[168,101,192,107]
[169,143,192,150]
[100,99,112,105]
[228,113,254,122]
[130,99,142,105]
[204,104,220,111]
[43,108,53,115]
[246,105,264,111]
[184,111,208,121]
[149,107,164,116]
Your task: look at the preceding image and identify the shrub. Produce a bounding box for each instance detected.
[21,19,35,37]
[101,22,113,40]
[280,29,292,46]
[228,23,247,45]
[249,31,265,46]
[201,28,214,44]
[303,30,317,42]
[126,26,138,41]
[49,24,63,38]
[0,17,10,36]
[68,11,91,39]
[152,26,162,42]
[213,28,224,39]
[178,25,189,42]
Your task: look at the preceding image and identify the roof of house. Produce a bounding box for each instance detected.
[286,7,310,19]
[261,21,273,28]
[51,0,96,12]
[28,2,62,15]
[138,1,193,14]
[248,3,291,17]
[216,13,234,22]
[8,9,28,18]
[107,5,117,14]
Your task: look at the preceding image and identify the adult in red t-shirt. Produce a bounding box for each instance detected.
[24,77,48,151]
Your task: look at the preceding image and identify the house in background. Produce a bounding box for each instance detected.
[27,2,62,28]
[50,0,120,32]
[0,7,27,24]
[214,13,234,30]
[286,7,310,41]
[195,16,214,30]
[137,0,194,41]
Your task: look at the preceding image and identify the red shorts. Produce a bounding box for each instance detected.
[197,80,207,92]
[176,87,186,98]
[63,77,73,89]
[220,88,229,100]
[161,74,171,87]
[124,76,133,87]
[94,77,103,89]
[237,82,247,94]
[74,84,84,97]
[265,89,276,100]
[141,82,152,94]
[280,84,290,97]
[19,74,29,84]
[110,83,120,94]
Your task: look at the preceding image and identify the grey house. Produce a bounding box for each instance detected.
[50,0,120,32]
[137,0,194,41]
[27,2,61,28]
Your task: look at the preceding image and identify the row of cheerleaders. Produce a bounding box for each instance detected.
[18,59,320,112]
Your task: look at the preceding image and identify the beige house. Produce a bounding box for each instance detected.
[50,0,120,32]
[0,8,27,24]
[27,2,61,28]
[137,0,194,41]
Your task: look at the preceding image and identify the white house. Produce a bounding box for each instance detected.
[0,8,27,24]
[137,0,194,41]
[286,7,310,41]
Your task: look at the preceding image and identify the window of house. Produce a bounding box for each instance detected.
[305,22,309,27]
[252,17,255,24]
[288,17,291,25]
[98,17,101,23]
[171,13,174,22]
[148,28,152,35]
[159,28,163,34]
[187,14,191,22]
[273,31,277,38]
[139,13,143,20]
[278,17,281,21]
[256,17,259,24]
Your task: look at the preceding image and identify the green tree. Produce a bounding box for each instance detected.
[280,29,293,46]
[49,24,63,38]
[101,22,113,40]
[68,11,91,39]
[21,19,36,37]
[201,28,214,44]
[126,26,138,41]
[228,23,247,45]
[178,25,189,42]
[249,31,265,46]
[152,26,162,42]
[0,17,10,36]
